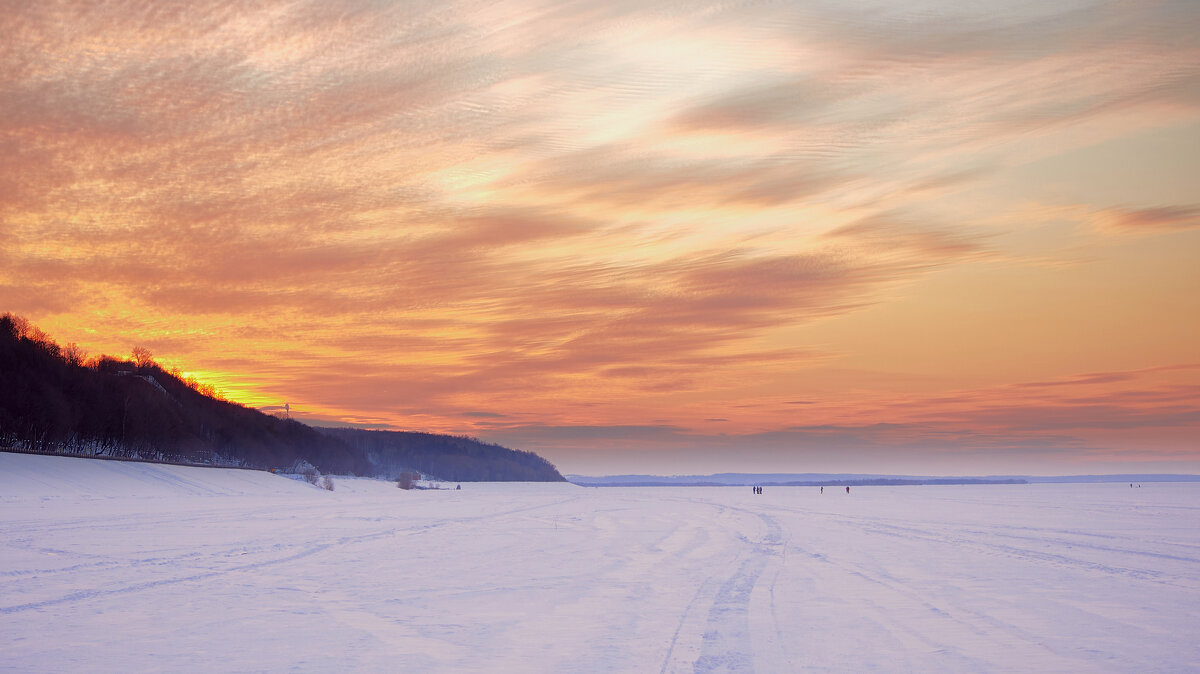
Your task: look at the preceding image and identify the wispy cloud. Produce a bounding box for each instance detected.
[1097,206,1200,232]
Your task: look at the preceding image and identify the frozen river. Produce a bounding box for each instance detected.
[3,453,1198,672]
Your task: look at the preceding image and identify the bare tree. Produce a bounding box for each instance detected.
[131,346,154,368]
[301,466,320,486]
[62,342,87,367]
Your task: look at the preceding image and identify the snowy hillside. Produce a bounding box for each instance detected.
[0,453,316,499]
[3,453,1199,672]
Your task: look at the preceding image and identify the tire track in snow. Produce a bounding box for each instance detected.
[0,540,335,615]
[1,494,585,615]
[845,518,1196,586]
[692,508,784,674]
[659,575,722,674]
[756,501,1137,666]
[761,517,794,673]
[754,500,1200,588]
[656,498,733,674]
[790,538,1065,668]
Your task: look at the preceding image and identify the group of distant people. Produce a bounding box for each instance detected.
[754,485,853,494]
[753,483,1144,496]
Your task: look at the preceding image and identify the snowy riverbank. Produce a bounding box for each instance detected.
[3,453,1198,672]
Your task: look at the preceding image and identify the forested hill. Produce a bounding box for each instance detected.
[0,313,564,481]
[0,314,368,474]
[319,427,566,482]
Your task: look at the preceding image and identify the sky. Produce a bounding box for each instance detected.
[2,0,1198,476]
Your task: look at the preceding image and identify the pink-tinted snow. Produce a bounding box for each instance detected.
[2,453,1198,672]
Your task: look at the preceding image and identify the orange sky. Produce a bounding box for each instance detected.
[3,0,1198,475]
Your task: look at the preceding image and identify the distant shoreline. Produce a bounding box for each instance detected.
[570,478,1027,487]
[568,473,1200,487]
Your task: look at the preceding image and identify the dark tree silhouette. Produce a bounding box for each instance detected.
[0,314,565,481]
[0,314,366,473]
[131,346,154,368]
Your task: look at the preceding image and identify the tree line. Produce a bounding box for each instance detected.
[0,313,564,481]
[320,427,566,482]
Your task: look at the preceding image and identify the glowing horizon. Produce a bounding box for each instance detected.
[3,0,1198,475]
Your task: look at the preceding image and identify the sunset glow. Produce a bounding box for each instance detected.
[3,0,1198,475]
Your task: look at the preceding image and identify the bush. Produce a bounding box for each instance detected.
[321,475,334,491]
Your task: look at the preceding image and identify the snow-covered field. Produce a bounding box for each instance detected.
[3,453,1199,673]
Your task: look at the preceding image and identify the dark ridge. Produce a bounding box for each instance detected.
[318,427,566,482]
[0,313,563,481]
[0,313,367,474]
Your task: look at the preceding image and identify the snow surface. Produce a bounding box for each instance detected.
[3,453,1199,673]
